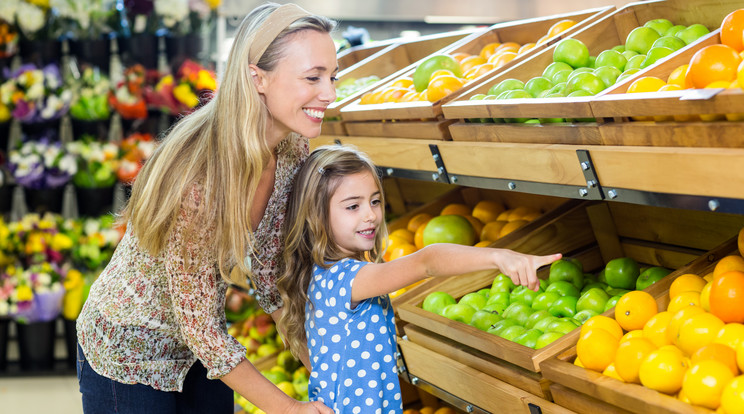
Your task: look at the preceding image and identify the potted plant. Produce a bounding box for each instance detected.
[158,0,221,72]
[145,59,217,121]
[116,131,155,198]
[67,67,112,140]
[109,64,151,135]
[52,0,116,74]
[66,137,119,217]
[0,19,19,72]
[12,0,63,66]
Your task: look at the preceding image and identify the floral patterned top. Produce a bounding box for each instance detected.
[77,136,308,392]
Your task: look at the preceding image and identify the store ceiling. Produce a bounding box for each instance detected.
[219,0,636,24]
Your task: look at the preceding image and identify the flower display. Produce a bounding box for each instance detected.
[66,138,119,188]
[0,217,14,268]
[67,67,111,121]
[3,0,61,42]
[50,0,115,40]
[117,131,155,184]
[8,139,77,189]
[64,214,122,271]
[0,20,19,59]
[154,0,220,36]
[0,63,72,123]
[145,59,216,115]
[0,266,18,317]
[12,261,66,323]
[109,64,147,120]
[6,213,73,266]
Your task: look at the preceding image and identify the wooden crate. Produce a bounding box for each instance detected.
[539,237,741,414]
[440,0,738,144]
[338,7,615,140]
[396,201,744,374]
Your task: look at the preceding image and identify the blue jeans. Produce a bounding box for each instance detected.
[77,344,233,414]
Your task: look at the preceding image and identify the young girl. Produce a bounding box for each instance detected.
[278,145,562,413]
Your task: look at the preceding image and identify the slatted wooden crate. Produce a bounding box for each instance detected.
[338,7,615,140]
[539,236,742,414]
[441,0,737,145]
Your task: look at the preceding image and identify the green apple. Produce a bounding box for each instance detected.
[543,61,574,81]
[533,315,560,332]
[442,303,477,323]
[588,55,597,68]
[677,23,710,45]
[550,69,572,85]
[532,291,561,311]
[547,317,580,334]
[568,90,592,98]
[490,274,516,294]
[606,288,632,297]
[413,54,463,92]
[262,369,290,384]
[545,280,580,298]
[625,54,647,71]
[644,18,674,36]
[582,273,598,285]
[580,281,607,295]
[553,38,590,69]
[422,291,456,315]
[422,215,475,246]
[538,117,566,123]
[487,290,510,305]
[482,302,508,315]
[549,296,578,318]
[477,288,491,298]
[573,309,600,324]
[640,46,674,69]
[616,68,641,84]
[503,302,534,326]
[611,44,626,53]
[604,295,622,312]
[625,26,661,54]
[469,310,504,331]
[510,285,540,306]
[652,35,687,51]
[566,67,594,81]
[664,25,686,37]
[501,89,533,100]
[545,92,567,98]
[525,310,553,329]
[487,318,519,336]
[536,331,564,349]
[524,76,554,98]
[515,328,544,348]
[488,78,525,97]
[498,325,528,341]
[548,259,584,288]
[621,49,640,61]
[565,72,606,96]
[576,288,610,314]
[636,266,672,290]
[594,50,627,72]
[459,292,487,310]
[541,82,568,98]
[604,257,640,290]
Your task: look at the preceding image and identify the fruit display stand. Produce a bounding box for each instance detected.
[324,29,478,136]
[338,7,615,140]
[440,0,734,145]
[394,201,744,413]
[539,236,740,414]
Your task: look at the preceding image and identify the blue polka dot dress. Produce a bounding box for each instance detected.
[306,258,402,414]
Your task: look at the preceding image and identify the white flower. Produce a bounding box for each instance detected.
[26,82,45,100]
[83,218,100,236]
[138,141,156,159]
[101,228,121,245]
[0,301,9,317]
[17,2,46,37]
[37,272,52,287]
[154,0,189,29]
[0,0,20,31]
[59,154,78,175]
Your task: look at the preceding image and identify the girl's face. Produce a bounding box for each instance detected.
[255,29,338,144]
[328,170,383,256]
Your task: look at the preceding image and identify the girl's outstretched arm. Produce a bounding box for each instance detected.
[351,244,561,303]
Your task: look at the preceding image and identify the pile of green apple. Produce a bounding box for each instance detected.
[335,75,381,102]
[227,311,285,363]
[235,350,310,412]
[467,18,710,124]
[421,257,671,349]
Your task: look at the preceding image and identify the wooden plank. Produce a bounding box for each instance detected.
[333,136,439,172]
[598,121,744,148]
[344,119,455,140]
[549,383,633,414]
[320,120,347,136]
[449,122,603,145]
[585,203,624,263]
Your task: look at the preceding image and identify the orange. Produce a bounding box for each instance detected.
[463,63,496,80]
[433,408,456,414]
[615,337,657,383]
[479,42,502,60]
[380,87,410,103]
[390,77,414,89]
[463,215,484,243]
[714,256,744,278]
[459,55,487,73]
[704,272,715,282]
[495,42,521,53]
[429,69,456,82]
[389,228,415,245]
[709,270,744,323]
[574,356,585,367]
[739,341,744,373]
[669,273,707,299]
[399,90,420,102]
[426,75,465,102]
[740,228,744,257]
[615,291,658,331]
[387,243,417,261]
[488,51,518,68]
[440,203,471,216]
[667,291,702,314]
[603,362,624,381]
[706,80,733,88]
[517,43,537,55]
[582,315,624,340]
[668,306,707,345]
[686,44,742,89]
[451,52,470,64]
[721,375,744,414]
[738,60,744,88]
[480,220,508,242]
[721,9,744,52]
[667,64,692,88]
[701,281,713,311]
[715,323,744,350]
[658,84,683,92]
[691,343,739,376]
[471,200,505,224]
[414,223,427,250]
[474,240,492,248]
[577,328,621,372]
[627,77,667,93]
[620,329,645,344]
[547,19,577,37]
[403,409,421,414]
[522,212,541,221]
[499,220,528,238]
[496,210,512,221]
[407,213,433,233]
[639,347,688,394]
[507,206,541,221]
[682,360,736,409]
[536,34,550,45]
[420,408,435,414]
[643,311,674,348]
[677,312,726,356]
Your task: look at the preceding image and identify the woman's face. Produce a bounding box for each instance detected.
[256,29,338,143]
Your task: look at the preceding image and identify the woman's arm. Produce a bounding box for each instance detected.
[351,244,561,303]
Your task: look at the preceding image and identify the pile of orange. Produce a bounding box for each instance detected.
[359,19,577,105]
[576,230,744,413]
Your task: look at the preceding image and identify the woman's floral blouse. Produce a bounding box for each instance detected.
[77,136,308,391]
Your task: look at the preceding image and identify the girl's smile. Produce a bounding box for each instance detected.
[328,170,382,255]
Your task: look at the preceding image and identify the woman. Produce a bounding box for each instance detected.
[76,3,337,413]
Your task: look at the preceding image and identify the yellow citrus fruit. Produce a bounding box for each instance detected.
[677,312,726,356]
[701,281,713,311]
[471,200,505,224]
[615,337,658,383]
[517,43,537,55]
[420,408,435,414]
[738,341,744,373]
[389,228,415,244]
[479,42,502,60]
[388,243,418,261]
[474,240,492,247]
[463,215,484,242]
[582,315,624,340]
[691,343,740,376]
[434,408,457,414]
[667,64,691,88]
[721,375,744,414]
[683,360,736,409]
[706,80,733,88]
[547,19,577,37]
[643,311,674,348]
[670,274,707,299]
[496,210,512,221]
[522,212,541,221]
[627,76,667,93]
[414,223,427,250]
[577,328,621,372]
[407,213,433,233]
[714,255,744,279]
[499,220,529,238]
[574,356,585,367]
[659,84,683,92]
[603,362,624,381]
[403,409,421,414]
[440,203,471,216]
[507,206,541,221]
[620,330,645,344]
[639,347,689,394]
[715,323,744,350]
[658,344,686,357]
[668,306,707,345]
[739,228,744,257]
[480,220,507,242]
[667,291,702,314]
[704,272,715,282]
[615,291,658,331]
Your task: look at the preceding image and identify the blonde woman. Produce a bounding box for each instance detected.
[76,3,336,413]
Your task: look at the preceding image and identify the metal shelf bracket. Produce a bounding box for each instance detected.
[576,149,604,200]
[429,144,451,184]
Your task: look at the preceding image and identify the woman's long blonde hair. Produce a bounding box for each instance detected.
[277,145,388,357]
[121,4,336,285]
